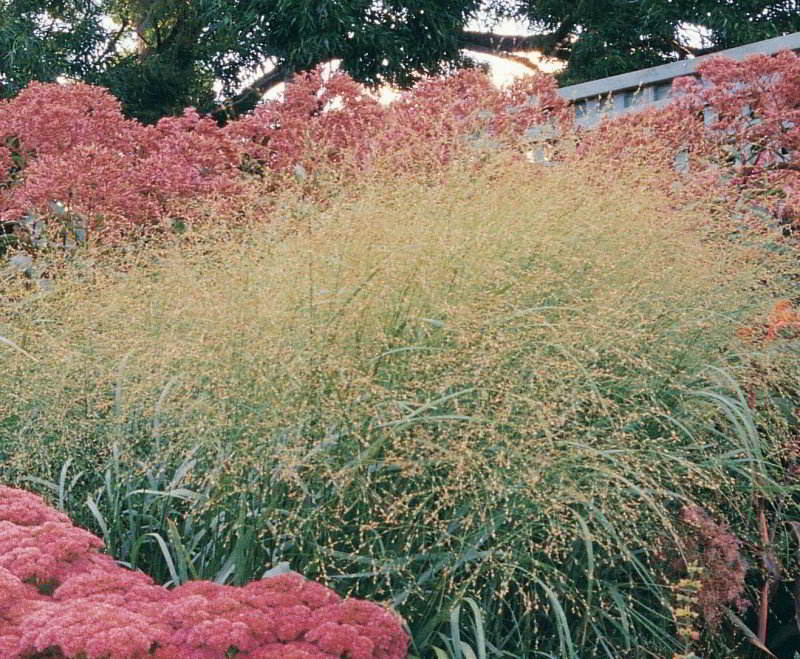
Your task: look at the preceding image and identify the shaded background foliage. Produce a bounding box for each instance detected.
[1,0,798,123]
[508,0,800,84]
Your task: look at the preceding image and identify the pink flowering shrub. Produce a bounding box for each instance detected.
[0,83,239,241]
[1,69,566,244]
[6,52,796,247]
[225,67,386,174]
[380,68,569,171]
[674,51,800,227]
[576,50,800,233]
[0,83,135,162]
[0,485,409,658]
[225,65,568,179]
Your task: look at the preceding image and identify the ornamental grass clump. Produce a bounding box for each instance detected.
[0,485,409,658]
[3,54,800,657]
[4,147,799,657]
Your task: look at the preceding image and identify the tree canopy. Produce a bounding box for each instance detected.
[1,0,798,122]
[502,0,800,84]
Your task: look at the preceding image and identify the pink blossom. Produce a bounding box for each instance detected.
[0,486,409,658]
[0,485,73,527]
[246,641,334,658]
[16,599,165,658]
[681,505,750,627]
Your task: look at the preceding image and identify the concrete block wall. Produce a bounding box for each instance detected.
[557,32,800,128]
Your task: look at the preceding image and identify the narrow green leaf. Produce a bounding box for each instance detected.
[0,334,38,361]
[166,518,193,583]
[450,601,463,659]
[86,494,109,541]
[462,598,487,659]
[144,532,180,586]
[725,608,777,657]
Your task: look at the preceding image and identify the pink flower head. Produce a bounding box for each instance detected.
[0,486,73,527]
[16,599,166,658]
[0,486,410,658]
[0,519,104,587]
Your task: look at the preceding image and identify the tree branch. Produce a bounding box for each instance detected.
[459,21,574,60]
[98,18,130,63]
[463,45,541,72]
[546,19,577,55]
[773,162,800,172]
[210,62,294,122]
[209,22,585,121]
[689,45,723,57]
[459,30,556,54]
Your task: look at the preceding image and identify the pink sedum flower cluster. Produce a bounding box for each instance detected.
[0,485,409,659]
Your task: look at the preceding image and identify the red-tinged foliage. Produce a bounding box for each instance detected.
[764,300,800,341]
[225,66,568,179]
[373,69,569,174]
[225,67,386,174]
[674,52,800,227]
[738,299,800,343]
[577,49,800,234]
[0,84,239,241]
[0,82,135,161]
[677,51,800,163]
[1,52,797,247]
[680,505,750,629]
[1,68,567,245]
[0,485,409,659]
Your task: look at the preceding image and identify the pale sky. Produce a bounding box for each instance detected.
[255,14,558,103]
[464,15,565,85]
